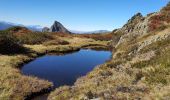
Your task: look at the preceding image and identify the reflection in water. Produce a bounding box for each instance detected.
[22,49,111,88]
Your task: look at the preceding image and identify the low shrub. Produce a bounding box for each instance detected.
[6,26,29,32]
[0,31,27,54]
[4,26,53,45]
[148,15,168,32]
[74,33,113,41]
[132,38,170,85]
[44,39,69,46]
[16,32,53,44]
[149,3,170,32]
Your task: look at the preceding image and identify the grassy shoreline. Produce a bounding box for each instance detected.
[0,37,110,100]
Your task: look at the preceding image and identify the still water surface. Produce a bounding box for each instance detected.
[22,49,111,88]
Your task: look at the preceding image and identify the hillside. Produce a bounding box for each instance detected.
[0,25,111,99]
[0,2,170,100]
[48,2,170,100]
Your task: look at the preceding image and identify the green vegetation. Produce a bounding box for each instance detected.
[6,26,29,32]
[132,37,170,85]
[2,26,54,45]
[43,39,69,46]
[140,37,170,53]
[149,2,170,32]
[74,32,113,41]
[0,54,53,100]
[0,27,110,99]
[48,4,170,99]
[0,31,27,54]
[1,3,170,99]
[16,32,53,44]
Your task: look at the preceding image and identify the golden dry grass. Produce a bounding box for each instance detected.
[48,23,170,100]
[0,35,110,99]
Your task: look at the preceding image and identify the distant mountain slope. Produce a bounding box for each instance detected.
[26,25,43,32]
[0,21,110,34]
[0,21,17,30]
[0,21,43,31]
[70,30,111,34]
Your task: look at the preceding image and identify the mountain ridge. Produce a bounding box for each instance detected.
[69,30,111,34]
[0,21,43,31]
[0,21,110,34]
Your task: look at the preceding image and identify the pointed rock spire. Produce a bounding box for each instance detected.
[49,21,70,33]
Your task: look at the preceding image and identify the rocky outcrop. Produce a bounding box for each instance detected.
[42,21,71,33]
[121,13,145,33]
[111,12,150,48]
[115,3,170,48]
[49,21,70,33]
[137,28,170,51]
[48,2,170,100]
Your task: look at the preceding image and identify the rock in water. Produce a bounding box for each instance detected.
[49,21,70,33]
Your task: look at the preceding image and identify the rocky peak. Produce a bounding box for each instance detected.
[113,12,151,48]
[122,13,144,33]
[133,12,143,17]
[127,13,143,23]
[113,2,170,49]
[161,1,170,12]
[49,21,70,33]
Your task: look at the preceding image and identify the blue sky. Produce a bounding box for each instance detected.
[0,0,169,31]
